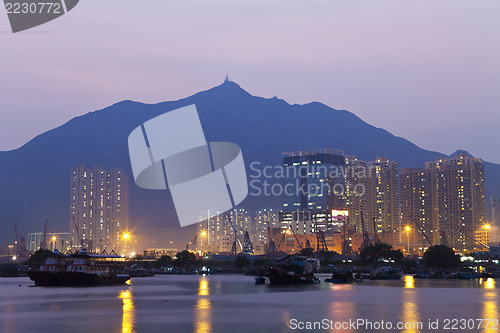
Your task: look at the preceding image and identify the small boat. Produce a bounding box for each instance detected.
[325,271,355,284]
[0,263,28,277]
[414,272,428,279]
[267,255,319,285]
[353,272,364,282]
[255,276,266,285]
[128,269,154,277]
[372,268,402,280]
[28,249,130,286]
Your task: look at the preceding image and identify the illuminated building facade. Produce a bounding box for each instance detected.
[69,165,129,254]
[367,157,400,243]
[254,208,279,244]
[400,168,438,247]
[280,149,346,233]
[28,232,70,253]
[345,156,368,234]
[492,198,500,228]
[426,153,485,251]
[198,208,253,253]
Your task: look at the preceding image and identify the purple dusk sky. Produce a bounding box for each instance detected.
[1,1,499,163]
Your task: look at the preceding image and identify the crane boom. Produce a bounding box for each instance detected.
[14,222,19,250]
[360,211,371,248]
[226,213,243,251]
[411,216,433,247]
[453,226,489,249]
[40,220,48,250]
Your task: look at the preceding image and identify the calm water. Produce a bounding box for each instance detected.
[0,274,499,333]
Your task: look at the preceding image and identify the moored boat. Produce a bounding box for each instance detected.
[267,255,319,285]
[372,267,402,280]
[28,249,130,286]
[325,271,355,284]
[255,276,266,284]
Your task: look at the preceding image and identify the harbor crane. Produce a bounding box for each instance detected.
[225,213,243,255]
[411,216,433,247]
[40,220,48,250]
[453,226,489,250]
[13,223,27,258]
[360,211,371,249]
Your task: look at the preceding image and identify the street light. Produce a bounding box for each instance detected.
[405,226,411,255]
[200,231,207,252]
[8,244,14,259]
[121,232,131,257]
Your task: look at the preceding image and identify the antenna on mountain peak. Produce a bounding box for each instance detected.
[224,71,230,83]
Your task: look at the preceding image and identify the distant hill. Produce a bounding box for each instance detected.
[1,81,499,249]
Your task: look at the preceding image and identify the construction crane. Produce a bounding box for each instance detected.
[411,216,433,247]
[316,230,328,252]
[342,216,352,255]
[40,220,48,250]
[440,231,449,246]
[274,226,303,252]
[242,231,254,255]
[453,226,489,249]
[226,213,243,255]
[14,223,27,258]
[267,227,277,253]
[372,216,381,244]
[186,235,197,251]
[71,216,81,250]
[289,226,303,251]
[360,212,371,249]
[14,222,19,250]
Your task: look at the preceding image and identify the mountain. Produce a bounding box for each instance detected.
[1,81,499,250]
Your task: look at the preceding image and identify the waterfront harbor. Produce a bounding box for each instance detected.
[1,274,499,333]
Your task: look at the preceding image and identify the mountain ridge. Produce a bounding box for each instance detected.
[0,80,498,249]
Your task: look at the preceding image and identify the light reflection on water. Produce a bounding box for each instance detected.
[195,276,212,333]
[119,289,135,333]
[1,275,500,333]
[401,277,420,333]
[482,279,498,333]
[404,275,414,289]
[328,284,355,333]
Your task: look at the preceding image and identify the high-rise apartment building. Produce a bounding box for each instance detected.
[345,156,368,234]
[70,165,129,254]
[254,208,279,244]
[198,208,253,253]
[492,198,500,228]
[280,149,346,233]
[367,157,400,243]
[344,156,399,244]
[425,153,485,251]
[400,168,437,247]
[198,210,225,253]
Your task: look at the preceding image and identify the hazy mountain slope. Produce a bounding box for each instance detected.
[0,81,498,248]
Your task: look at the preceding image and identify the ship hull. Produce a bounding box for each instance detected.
[28,271,130,286]
[268,268,318,285]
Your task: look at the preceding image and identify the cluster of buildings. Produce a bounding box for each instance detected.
[28,148,494,257]
[198,149,491,255]
[26,165,131,256]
